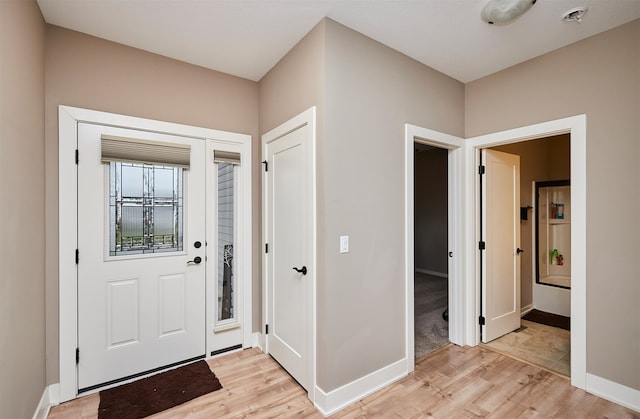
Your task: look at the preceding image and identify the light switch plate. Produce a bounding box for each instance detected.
[340,236,349,253]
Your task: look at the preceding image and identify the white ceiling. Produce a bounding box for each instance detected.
[36,0,640,83]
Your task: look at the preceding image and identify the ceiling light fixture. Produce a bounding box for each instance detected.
[481,0,537,25]
[561,7,588,23]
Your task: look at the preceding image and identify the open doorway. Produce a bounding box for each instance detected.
[414,145,449,358]
[404,124,464,373]
[481,134,572,377]
[408,115,585,388]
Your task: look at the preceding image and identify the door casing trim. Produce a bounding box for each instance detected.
[404,124,465,374]
[406,115,586,391]
[58,105,252,402]
[465,115,587,390]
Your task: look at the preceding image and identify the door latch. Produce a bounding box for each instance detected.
[187,256,202,265]
[292,266,307,275]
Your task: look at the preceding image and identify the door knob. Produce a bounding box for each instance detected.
[187,256,202,265]
[516,248,524,254]
[292,266,307,275]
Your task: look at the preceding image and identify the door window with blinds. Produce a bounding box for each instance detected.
[102,135,190,257]
[214,150,240,325]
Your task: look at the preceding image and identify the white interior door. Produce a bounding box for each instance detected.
[481,149,521,343]
[77,123,206,390]
[264,120,313,391]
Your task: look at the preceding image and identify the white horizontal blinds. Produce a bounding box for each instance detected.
[101,135,191,168]
[213,150,241,165]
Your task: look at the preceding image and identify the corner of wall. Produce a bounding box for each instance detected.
[313,358,407,416]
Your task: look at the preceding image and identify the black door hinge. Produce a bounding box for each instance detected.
[262,160,268,172]
[479,316,486,326]
[265,324,269,335]
[265,243,269,254]
[75,249,79,264]
[478,165,485,175]
[76,348,79,364]
[479,241,486,250]
[75,149,79,164]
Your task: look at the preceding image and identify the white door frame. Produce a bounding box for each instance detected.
[261,107,317,403]
[465,115,587,390]
[406,115,585,389]
[58,105,253,402]
[404,124,465,372]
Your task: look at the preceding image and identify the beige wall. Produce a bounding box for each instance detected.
[259,20,328,328]
[467,20,640,390]
[44,26,260,383]
[414,148,448,275]
[0,1,46,417]
[259,20,326,135]
[319,19,464,391]
[492,134,570,309]
[260,18,464,393]
[6,4,636,411]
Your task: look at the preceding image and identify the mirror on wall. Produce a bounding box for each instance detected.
[535,180,571,289]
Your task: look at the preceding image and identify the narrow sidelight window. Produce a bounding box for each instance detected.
[217,162,235,321]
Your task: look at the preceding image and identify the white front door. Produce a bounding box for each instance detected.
[263,114,314,391]
[77,123,206,390]
[481,149,521,343]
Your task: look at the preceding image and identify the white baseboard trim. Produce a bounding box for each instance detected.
[415,268,448,279]
[520,303,534,316]
[253,332,265,352]
[313,357,407,416]
[33,383,60,419]
[586,373,640,412]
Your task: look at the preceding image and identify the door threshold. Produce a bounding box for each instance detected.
[78,354,205,394]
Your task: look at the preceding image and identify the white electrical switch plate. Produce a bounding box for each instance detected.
[340,236,349,253]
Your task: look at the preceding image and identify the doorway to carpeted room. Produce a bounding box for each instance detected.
[414,145,450,359]
[414,272,449,358]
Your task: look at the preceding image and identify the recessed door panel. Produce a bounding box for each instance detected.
[106,279,139,348]
[159,274,186,337]
[273,142,305,357]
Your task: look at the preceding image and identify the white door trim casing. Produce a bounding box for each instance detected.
[465,115,587,390]
[404,124,465,373]
[58,106,252,402]
[406,115,585,390]
[261,107,317,404]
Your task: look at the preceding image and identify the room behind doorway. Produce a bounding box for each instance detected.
[414,145,449,358]
[483,134,571,377]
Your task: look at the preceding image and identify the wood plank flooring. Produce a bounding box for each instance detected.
[484,320,571,376]
[48,345,639,418]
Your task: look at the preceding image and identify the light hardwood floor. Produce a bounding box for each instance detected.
[49,345,639,418]
[484,320,571,377]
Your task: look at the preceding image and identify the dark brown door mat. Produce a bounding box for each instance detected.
[523,309,570,331]
[98,360,222,419]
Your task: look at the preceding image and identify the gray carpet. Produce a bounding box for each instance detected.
[414,272,449,359]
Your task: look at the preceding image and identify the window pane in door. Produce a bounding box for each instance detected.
[217,163,235,321]
[109,162,183,256]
